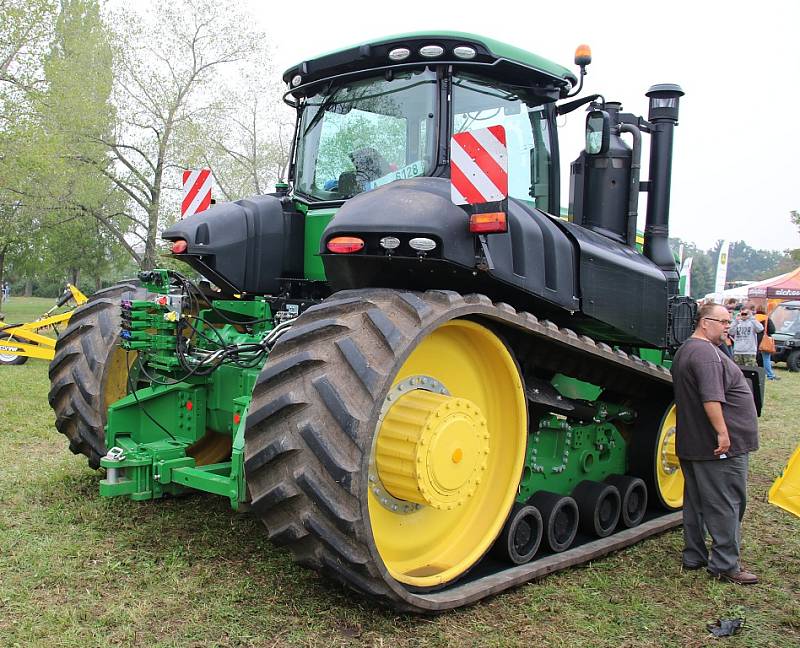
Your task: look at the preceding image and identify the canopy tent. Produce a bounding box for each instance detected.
[744,266,800,313]
[747,266,800,300]
[703,283,753,303]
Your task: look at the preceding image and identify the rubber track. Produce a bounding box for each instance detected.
[244,289,676,612]
[48,282,141,469]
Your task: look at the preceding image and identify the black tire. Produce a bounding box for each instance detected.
[528,491,579,552]
[244,289,533,611]
[787,350,800,372]
[604,474,648,528]
[491,503,543,564]
[0,333,28,365]
[572,480,621,538]
[47,281,143,469]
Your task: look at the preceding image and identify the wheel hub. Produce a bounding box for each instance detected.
[660,425,679,475]
[376,389,490,510]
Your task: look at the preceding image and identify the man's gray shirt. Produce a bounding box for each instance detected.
[728,316,763,355]
[670,338,759,460]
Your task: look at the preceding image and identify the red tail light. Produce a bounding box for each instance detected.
[171,239,188,253]
[327,236,365,253]
[469,212,507,234]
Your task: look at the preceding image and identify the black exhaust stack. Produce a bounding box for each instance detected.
[643,83,683,295]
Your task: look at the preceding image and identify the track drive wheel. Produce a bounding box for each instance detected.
[0,333,28,365]
[244,290,528,610]
[630,401,683,510]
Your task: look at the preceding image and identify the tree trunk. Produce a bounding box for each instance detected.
[24,279,33,297]
[0,245,6,311]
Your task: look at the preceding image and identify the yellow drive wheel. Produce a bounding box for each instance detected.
[367,319,527,588]
[654,404,683,509]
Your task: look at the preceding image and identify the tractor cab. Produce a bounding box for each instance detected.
[286,32,575,215]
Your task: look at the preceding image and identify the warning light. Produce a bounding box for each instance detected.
[574,44,592,67]
[327,236,365,254]
[469,212,507,234]
[171,239,188,254]
[186,401,193,411]
[157,296,168,306]
[233,413,241,424]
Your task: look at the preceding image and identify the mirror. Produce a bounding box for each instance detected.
[585,110,609,155]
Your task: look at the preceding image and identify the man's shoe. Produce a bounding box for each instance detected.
[710,569,758,585]
[682,562,706,571]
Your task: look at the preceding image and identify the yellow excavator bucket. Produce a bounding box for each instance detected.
[769,444,800,518]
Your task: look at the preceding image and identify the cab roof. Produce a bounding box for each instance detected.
[283,31,578,98]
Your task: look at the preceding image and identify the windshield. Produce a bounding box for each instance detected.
[295,70,438,200]
[452,74,553,212]
[774,305,800,334]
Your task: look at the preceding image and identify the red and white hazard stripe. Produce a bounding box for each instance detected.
[181,168,212,218]
[450,125,508,205]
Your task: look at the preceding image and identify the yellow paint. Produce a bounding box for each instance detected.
[655,404,684,509]
[369,319,527,588]
[769,444,800,518]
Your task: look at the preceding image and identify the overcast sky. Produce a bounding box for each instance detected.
[247,0,800,252]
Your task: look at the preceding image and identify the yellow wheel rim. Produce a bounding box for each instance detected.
[368,319,527,588]
[655,404,683,509]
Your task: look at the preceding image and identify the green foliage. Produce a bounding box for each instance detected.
[672,238,794,298]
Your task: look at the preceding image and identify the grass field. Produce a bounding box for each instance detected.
[1,297,799,647]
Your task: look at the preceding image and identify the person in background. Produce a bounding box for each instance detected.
[728,307,763,367]
[755,306,779,381]
[671,302,759,584]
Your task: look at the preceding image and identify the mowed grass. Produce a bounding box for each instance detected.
[1,296,799,647]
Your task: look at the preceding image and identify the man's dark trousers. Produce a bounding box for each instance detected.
[679,454,749,574]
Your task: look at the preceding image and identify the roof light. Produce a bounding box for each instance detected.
[170,239,188,254]
[453,46,476,60]
[419,45,444,58]
[327,236,365,253]
[574,44,592,67]
[291,74,302,87]
[379,236,400,250]
[469,212,507,234]
[388,47,411,61]
[409,237,436,252]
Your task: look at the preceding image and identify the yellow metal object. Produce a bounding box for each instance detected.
[376,390,489,510]
[369,319,527,588]
[656,404,684,509]
[769,444,800,518]
[0,284,87,363]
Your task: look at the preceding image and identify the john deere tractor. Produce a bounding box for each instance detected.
[48,32,697,611]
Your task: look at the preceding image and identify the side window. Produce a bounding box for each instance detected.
[452,75,552,212]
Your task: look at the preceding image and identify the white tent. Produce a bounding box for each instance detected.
[703,283,753,304]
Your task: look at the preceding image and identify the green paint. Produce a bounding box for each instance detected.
[304,207,336,281]
[284,31,577,87]
[518,415,627,501]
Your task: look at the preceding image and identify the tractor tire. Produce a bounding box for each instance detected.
[244,289,529,611]
[47,281,143,469]
[787,350,800,372]
[0,333,28,365]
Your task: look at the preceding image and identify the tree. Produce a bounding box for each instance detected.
[82,0,269,269]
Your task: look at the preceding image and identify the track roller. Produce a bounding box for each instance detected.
[491,503,543,564]
[529,491,578,552]
[605,474,648,528]
[572,480,621,538]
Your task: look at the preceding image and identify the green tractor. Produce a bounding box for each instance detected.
[48,33,697,611]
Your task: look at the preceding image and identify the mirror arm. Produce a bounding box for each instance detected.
[557,93,604,116]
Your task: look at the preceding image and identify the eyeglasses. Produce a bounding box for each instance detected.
[703,317,732,325]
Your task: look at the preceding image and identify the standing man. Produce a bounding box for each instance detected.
[728,307,763,367]
[670,302,759,584]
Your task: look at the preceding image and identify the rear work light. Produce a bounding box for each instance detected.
[170,239,188,254]
[469,212,507,234]
[327,236,365,253]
